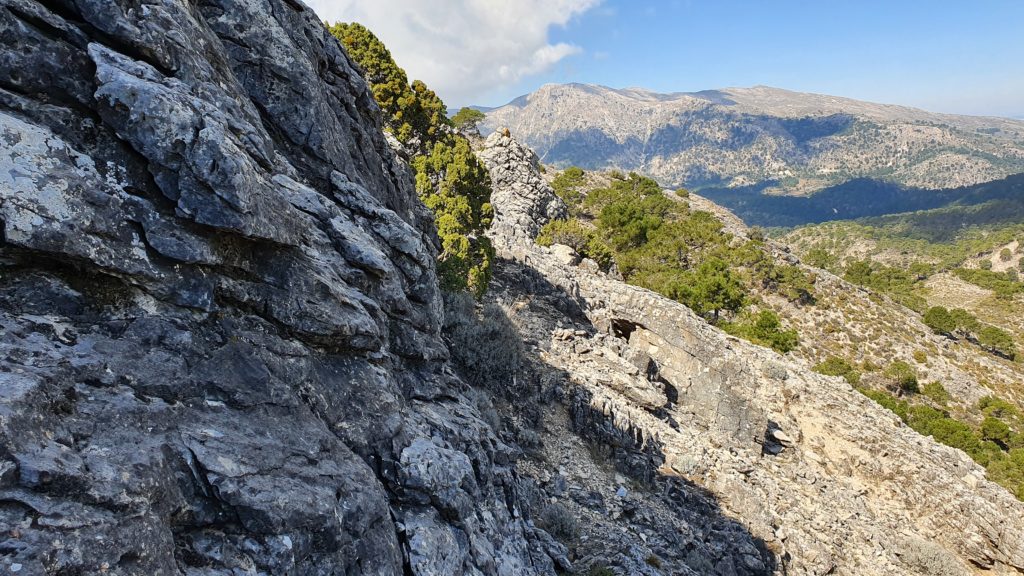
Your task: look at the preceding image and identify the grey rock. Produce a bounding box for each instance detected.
[477,128,567,247]
[0,0,561,574]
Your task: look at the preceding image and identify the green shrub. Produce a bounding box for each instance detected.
[921,381,951,405]
[866,390,1024,500]
[812,356,861,385]
[329,23,448,146]
[978,395,1020,418]
[685,258,747,322]
[923,306,956,335]
[977,325,1016,360]
[981,259,994,270]
[885,360,919,393]
[981,416,1012,446]
[675,188,690,198]
[413,137,494,296]
[332,23,494,297]
[536,219,614,270]
[551,167,587,215]
[949,308,980,333]
[987,449,1024,500]
[953,268,1023,299]
[724,310,799,353]
[913,350,927,364]
[843,259,926,310]
[905,405,984,459]
[804,247,837,269]
[451,107,486,132]
[861,388,909,422]
[761,263,816,304]
[553,170,806,348]
[1000,247,1013,262]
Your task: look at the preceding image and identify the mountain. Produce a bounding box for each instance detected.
[480,83,1024,195]
[5,4,1024,575]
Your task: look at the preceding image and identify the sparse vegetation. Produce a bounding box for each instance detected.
[861,388,1024,499]
[443,292,524,396]
[537,503,578,542]
[885,360,918,393]
[813,356,861,385]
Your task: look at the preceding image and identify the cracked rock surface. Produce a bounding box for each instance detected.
[0,1,561,573]
[480,133,1024,576]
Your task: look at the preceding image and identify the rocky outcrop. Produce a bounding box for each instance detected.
[483,133,1024,575]
[477,128,567,246]
[0,2,560,574]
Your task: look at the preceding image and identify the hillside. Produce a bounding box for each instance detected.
[481,83,1024,196]
[700,171,1024,227]
[782,202,1024,362]
[476,134,1024,574]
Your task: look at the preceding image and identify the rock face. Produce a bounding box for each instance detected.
[477,128,567,246]
[481,133,1024,575]
[0,1,560,574]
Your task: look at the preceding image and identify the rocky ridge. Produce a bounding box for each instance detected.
[477,131,1024,575]
[3,1,1024,574]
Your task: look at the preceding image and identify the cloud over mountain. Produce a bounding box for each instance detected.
[307,0,598,104]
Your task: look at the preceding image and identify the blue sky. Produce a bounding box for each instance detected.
[309,1,1024,118]
[509,0,1024,117]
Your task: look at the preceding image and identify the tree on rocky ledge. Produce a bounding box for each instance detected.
[330,22,493,296]
[452,107,487,133]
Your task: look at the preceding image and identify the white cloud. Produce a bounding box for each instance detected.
[305,0,599,105]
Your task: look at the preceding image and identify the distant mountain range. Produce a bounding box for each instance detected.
[480,84,1024,196]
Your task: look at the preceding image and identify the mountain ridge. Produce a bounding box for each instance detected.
[480,82,1024,195]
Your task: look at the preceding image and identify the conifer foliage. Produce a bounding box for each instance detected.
[329,23,493,296]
